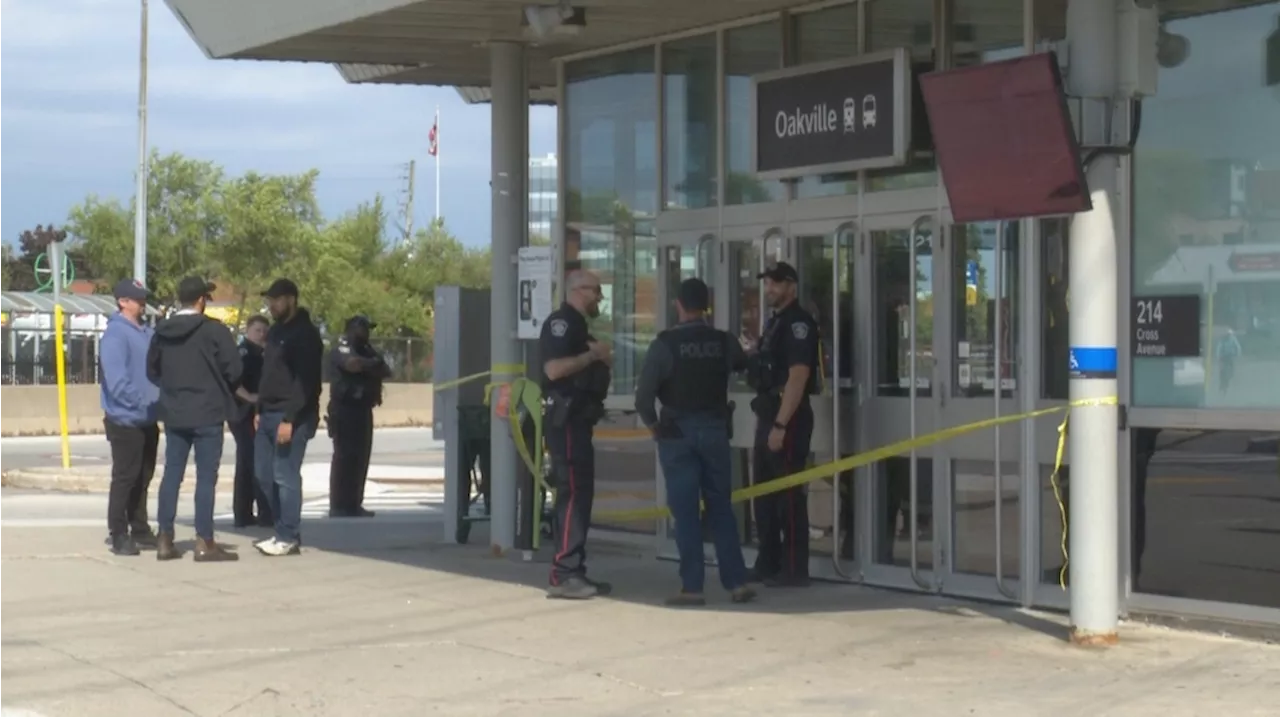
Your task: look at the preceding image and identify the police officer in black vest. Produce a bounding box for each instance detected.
[539,270,613,600]
[745,262,820,587]
[635,278,756,607]
[232,314,273,527]
[326,315,390,518]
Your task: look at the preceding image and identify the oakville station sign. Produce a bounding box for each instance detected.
[751,48,913,180]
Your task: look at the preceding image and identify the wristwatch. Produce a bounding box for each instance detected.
[772,421,787,430]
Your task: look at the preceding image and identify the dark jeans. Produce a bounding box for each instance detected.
[657,414,748,593]
[547,418,595,585]
[328,403,374,514]
[256,411,316,543]
[104,420,159,537]
[157,424,224,540]
[231,414,273,523]
[752,403,813,580]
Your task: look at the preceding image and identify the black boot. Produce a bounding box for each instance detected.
[109,534,140,556]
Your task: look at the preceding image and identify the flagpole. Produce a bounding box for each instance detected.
[434,106,441,223]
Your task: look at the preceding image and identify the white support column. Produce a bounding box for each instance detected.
[489,41,528,553]
[1065,0,1121,646]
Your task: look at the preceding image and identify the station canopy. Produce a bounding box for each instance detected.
[1,292,160,317]
[164,0,808,103]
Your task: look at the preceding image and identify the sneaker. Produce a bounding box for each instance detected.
[664,592,706,607]
[255,537,301,557]
[109,534,140,556]
[584,576,613,596]
[730,586,758,604]
[546,576,597,600]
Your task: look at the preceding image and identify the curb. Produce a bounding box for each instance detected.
[1,471,445,495]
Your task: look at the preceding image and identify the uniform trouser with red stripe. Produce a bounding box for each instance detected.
[752,403,813,580]
[547,418,596,585]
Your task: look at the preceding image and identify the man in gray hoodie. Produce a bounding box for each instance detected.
[101,279,160,556]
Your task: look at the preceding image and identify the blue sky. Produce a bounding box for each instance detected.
[0,0,557,249]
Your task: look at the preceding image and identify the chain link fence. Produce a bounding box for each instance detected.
[1,326,433,386]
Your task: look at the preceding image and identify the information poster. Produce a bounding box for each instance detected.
[517,246,554,339]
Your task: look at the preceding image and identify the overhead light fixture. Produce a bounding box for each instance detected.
[523,2,585,40]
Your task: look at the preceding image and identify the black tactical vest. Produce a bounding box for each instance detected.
[656,323,730,414]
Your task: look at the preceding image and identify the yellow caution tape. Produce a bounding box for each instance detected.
[434,363,526,392]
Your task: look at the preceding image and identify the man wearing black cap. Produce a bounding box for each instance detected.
[147,276,243,562]
[635,278,756,606]
[745,261,819,587]
[326,314,391,517]
[101,278,161,556]
[254,278,325,556]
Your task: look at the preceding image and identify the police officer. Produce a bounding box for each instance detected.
[744,262,819,587]
[635,278,756,607]
[232,314,273,527]
[539,269,613,600]
[326,315,390,518]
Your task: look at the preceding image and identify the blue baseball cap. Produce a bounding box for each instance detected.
[112,278,150,301]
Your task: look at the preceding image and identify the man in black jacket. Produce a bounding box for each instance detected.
[232,314,273,527]
[254,278,325,557]
[148,276,243,562]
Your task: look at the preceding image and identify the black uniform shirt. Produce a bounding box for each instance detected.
[234,339,264,421]
[328,336,389,408]
[538,302,591,394]
[759,300,820,395]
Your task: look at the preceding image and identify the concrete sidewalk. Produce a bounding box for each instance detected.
[0,463,444,494]
[1,520,1276,716]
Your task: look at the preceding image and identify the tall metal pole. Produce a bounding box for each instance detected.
[488,42,528,553]
[133,0,150,284]
[1066,0,1121,646]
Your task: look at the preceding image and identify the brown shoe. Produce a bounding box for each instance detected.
[156,532,182,561]
[193,538,239,563]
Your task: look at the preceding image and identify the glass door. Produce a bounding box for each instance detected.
[859,213,941,592]
[938,221,1025,601]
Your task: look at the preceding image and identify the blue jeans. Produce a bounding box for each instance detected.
[255,411,315,543]
[656,415,748,593]
[157,424,225,540]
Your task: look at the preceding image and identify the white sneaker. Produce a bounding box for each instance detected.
[256,537,300,557]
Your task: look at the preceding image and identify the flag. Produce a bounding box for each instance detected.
[428,117,438,157]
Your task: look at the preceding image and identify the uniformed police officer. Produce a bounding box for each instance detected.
[326,315,391,518]
[635,278,756,607]
[539,269,613,600]
[744,261,819,587]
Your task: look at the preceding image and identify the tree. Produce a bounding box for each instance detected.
[3,224,75,292]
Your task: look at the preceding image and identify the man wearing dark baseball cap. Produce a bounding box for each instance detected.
[254,277,324,556]
[148,276,242,562]
[101,278,160,555]
[744,260,820,588]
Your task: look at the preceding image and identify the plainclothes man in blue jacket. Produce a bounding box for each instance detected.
[100,278,161,556]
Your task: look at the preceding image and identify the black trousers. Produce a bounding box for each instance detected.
[329,403,374,514]
[104,419,159,537]
[546,418,595,585]
[752,403,813,579]
[231,413,273,523]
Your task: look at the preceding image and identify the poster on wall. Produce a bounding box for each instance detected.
[517,246,553,339]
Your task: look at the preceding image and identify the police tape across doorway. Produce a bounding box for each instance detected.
[438,367,1115,588]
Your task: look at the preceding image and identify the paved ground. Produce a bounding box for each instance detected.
[2,489,1278,717]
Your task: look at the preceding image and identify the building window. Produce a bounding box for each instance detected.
[865,0,937,192]
[725,21,785,205]
[1132,2,1280,409]
[792,3,860,199]
[663,34,718,210]
[565,49,659,396]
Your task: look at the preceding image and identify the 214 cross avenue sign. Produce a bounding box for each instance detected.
[751,48,913,180]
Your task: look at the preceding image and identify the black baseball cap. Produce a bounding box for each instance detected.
[261,278,299,299]
[758,261,799,283]
[345,314,377,331]
[676,278,710,312]
[177,276,216,304]
[112,278,150,302]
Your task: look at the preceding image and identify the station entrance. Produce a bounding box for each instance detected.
[647,188,1069,607]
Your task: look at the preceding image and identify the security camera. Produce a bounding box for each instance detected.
[524,2,577,39]
[1157,26,1190,68]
